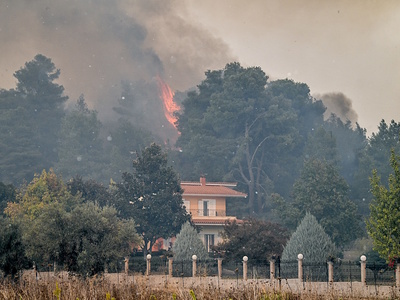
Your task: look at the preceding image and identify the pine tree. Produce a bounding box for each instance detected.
[172,222,208,262]
[282,213,337,262]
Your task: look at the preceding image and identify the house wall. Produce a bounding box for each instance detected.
[182,195,226,215]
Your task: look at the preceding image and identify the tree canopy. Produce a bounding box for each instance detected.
[176,62,325,216]
[367,149,400,262]
[214,219,289,262]
[5,169,141,277]
[282,213,337,263]
[115,143,190,254]
[172,221,209,262]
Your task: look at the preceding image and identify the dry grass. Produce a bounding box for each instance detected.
[0,276,396,300]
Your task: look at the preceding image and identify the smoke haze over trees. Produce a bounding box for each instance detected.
[0,53,399,254]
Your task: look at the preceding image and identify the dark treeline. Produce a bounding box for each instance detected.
[1,55,400,253]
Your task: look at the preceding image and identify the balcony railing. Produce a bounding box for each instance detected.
[186,209,227,217]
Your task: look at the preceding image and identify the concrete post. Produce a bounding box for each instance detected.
[360,255,366,286]
[327,261,334,284]
[192,255,197,277]
[168,257,173,276]
[270,259,275,281]
[146,254,151,276]
[217,258,223,279]
[124,257,129,277]
[396,262,400,288]
[243,256,248,281]
[298,254,303,282]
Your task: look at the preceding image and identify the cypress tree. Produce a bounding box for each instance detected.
[172,221,208,262]
[282,212,337,262]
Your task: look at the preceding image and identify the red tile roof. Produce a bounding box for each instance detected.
[181,178,247,198]
[181,182,247,198]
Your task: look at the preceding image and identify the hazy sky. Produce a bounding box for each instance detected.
[184,0,400,134]
[0,0,398,135]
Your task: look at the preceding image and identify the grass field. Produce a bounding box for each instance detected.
[1,275,398,300]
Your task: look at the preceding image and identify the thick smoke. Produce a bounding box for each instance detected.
[315,92,358,124]
[0,0,234,127]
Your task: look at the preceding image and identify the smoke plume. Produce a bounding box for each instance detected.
[315,92,358,124]
[0,0,234,124]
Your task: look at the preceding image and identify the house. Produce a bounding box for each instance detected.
[180,176,247,251]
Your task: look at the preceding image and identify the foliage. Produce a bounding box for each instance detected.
[276,158,362,248]
[67,175,114,208]
[0,182,15,216]
[172,222,209,262]
[115,143,190,254]
[5,170,141,277]
[367,149,400,262]
[282,213,337,263]
[56,95,106,182]
[0,55,68,184]
[353,119,400,211]
[214,219,289,262]
[106,118,156,180]
[0,216,29,280]
[175,63,325,216]
[69,202,141,277]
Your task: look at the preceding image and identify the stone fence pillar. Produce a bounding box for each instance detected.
[270,258,275,281]
[168,257,173,276]
[327,261,334,284]
[146,254,151,276]
[360,255,366,286]
[243,256,248,281]
[124,257,129,277]
[396,261,400,288]
[217,258,223,279]
[192,255,197,277]
[297,254,303,282]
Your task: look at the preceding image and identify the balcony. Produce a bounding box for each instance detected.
[186,209,227,217]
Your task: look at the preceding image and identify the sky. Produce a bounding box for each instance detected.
[0,0,399,135]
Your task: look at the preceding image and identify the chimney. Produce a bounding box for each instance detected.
[200,176,206,186]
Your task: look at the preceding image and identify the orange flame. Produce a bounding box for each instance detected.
[156,76,180,129]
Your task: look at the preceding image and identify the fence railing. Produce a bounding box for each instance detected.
[28,254,400,288]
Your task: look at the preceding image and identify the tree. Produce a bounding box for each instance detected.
[67,175,114,208]
[275,158,362,248]
[0,182,16,216]
[175,63,325,215]
[0,55,68,184]
[172,222,208,262]
[69,202,141,277]
[106,118,156,180]
[353,119,400,212]
[214,219,289,262]
[14,54,68,173]
[367,149,400,262]
[282,213,337,262]
[6,169,141,276]
[56,95,106,182]
[0,216,29,280]
[115,143,190,255]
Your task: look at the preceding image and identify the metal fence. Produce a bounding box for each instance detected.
[28,256,397,288]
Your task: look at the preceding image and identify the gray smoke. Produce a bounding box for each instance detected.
[315,92,358,124]
[0,0,234,121]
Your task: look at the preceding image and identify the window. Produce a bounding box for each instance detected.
[183,199,190,213]
[198,199,216,216]
[204,234,215,252]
